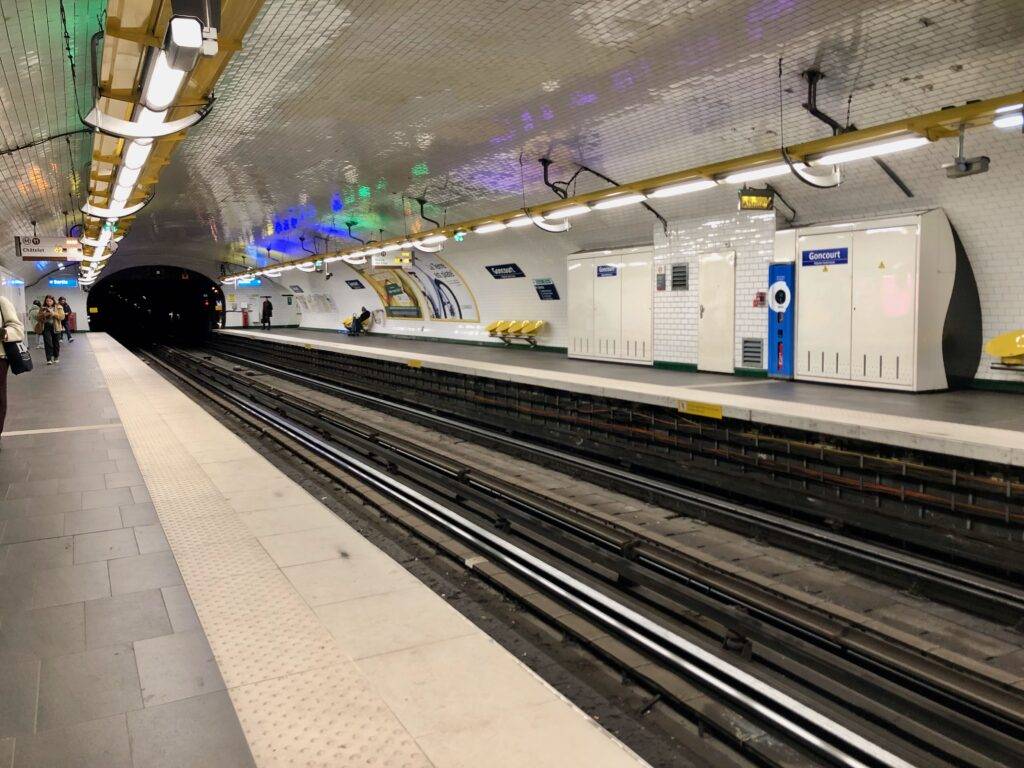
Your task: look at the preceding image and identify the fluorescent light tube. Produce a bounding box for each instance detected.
[722,163,799,184]
[505,216,532,228]
[811,135,929,165]
[419,234,448,245]
[117,166,142,187]
[473,221,507,234]
[544,204,590,220]
[381,243,402,252]
[111,184,133,204]
[142,50,188,111]
[592,192,646,210]
[994,103,1023,129]
[647,178,718,198]
[122,140,153,170]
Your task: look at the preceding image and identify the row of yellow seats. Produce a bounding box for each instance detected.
[485,320,546,336]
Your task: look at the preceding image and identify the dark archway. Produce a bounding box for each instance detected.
[86,265,223,346]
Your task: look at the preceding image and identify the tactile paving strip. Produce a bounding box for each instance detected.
[89,336,436,767]
[231,664,432,768]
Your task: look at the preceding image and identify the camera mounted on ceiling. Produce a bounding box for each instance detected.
[943,123,990,178]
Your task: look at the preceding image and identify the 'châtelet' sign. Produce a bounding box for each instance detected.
[16,236,83,262]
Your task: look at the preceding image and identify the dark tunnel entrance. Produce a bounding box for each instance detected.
[86,265,223,346]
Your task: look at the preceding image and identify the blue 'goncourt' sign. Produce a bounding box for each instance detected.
[596,264,618,277]
[801,247,848,267]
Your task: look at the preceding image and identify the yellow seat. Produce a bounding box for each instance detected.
[985,330,1024,364]
[520,320,545,335]
[506,320,527,335]
[485,320,502,335]
[493,320,514,334]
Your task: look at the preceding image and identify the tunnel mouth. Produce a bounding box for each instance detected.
[85,265,223,347]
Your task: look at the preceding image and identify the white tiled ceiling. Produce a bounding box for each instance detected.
[2,0,1023,280]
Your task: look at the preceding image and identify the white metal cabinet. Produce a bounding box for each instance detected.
[567,259,594,357]
[567,246,653,365]
[795,233,852,380]
[851,226,918,386]
[620,257,653,361]
[593,262,622,358]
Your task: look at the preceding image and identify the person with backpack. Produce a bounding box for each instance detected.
[58,296,74,342]
[0,293,26,439]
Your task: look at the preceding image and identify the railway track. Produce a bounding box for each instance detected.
[208,343,1024,628]
[145,345,1024,768]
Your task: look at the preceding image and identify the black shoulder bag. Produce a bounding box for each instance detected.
[1,300,33,375]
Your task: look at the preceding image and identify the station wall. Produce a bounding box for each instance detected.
[278,126,1021,384]
[222,280,299,327]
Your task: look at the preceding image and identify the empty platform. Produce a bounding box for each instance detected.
[220,327,1024,467]
[1,334,648,767]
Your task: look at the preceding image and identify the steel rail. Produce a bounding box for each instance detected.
[147,349,915,768]
[211,347,1024,624]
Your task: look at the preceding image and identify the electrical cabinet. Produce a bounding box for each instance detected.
[567,245,653,365]
[779,210,963,391]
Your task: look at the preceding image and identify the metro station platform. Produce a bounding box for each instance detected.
[219,327,1024,467]
[0,334,647,768]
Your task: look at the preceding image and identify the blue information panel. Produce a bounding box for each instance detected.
[596,264,618,277]
[236,277,262,287]
[48,277,78,288]
[801,247,848,267]
[485,263,525,279]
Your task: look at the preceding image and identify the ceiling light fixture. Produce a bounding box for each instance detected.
[419,234,448,245]
[505,215,533,228]
[592,192,646,210]
[122,140,153,170]
[543,204,590,220]
[721,163,802,184]
[994,103,1023,129]
[647,178,718,198]
[809,134,930,165]
[473,221,506,234]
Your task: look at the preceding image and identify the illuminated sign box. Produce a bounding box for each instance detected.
[236,277,262,287]
[48,277,79,288]
[16,236,84,261]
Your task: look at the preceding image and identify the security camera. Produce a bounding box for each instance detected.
[944,124,990,178]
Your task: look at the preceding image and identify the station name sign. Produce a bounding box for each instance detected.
[801,247,848,267]
[16,235,83,262]
[485,263,525,279]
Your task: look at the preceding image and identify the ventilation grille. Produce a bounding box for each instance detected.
[670,263,689,290]
[742,338,763,368]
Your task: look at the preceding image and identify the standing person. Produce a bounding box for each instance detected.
[260,297,273,330]
[58,296,74,343]
[28,299,42,348]
[35,295,65,365]
[0,293,26,442]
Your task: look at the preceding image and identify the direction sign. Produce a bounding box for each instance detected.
[16,236,84,262]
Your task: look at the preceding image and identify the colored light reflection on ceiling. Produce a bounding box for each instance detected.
[411,162,429,177]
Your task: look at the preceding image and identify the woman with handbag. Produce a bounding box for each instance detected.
[35,295,65,365]
[1,293,27,438]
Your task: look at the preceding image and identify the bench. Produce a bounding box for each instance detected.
[485,319,546,347]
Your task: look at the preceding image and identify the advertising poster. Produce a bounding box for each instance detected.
[403,252,479,321]
[346,251,479,321]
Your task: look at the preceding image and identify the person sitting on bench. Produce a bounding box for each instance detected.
[350,307,371,336]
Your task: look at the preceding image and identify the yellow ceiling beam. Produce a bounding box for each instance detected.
[252,89,1024,275]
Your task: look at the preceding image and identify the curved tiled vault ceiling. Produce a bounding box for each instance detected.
[2,0,1023,282]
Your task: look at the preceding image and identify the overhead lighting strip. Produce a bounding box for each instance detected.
[224,89,1024,284]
